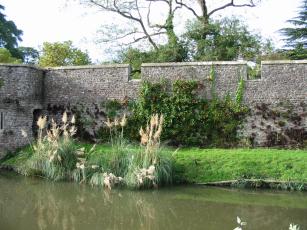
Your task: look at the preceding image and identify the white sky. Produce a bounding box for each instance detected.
[1,0,302,63]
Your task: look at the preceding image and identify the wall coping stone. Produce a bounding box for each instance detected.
[262,60,307,64]
[2,60,306,70]
[0,63,41,70]
[45,64,130,70]
[141,61,247,67]
[0,63,130,70]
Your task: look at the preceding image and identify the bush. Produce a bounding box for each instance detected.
[127,80,248,146]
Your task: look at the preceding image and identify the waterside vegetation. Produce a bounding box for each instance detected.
[2,133,307,190]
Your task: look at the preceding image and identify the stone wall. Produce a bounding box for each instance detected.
[0,64,44,157]
[0,60,306,156]
[142,61,246,99]
[245,61,307,104]
[242,61,307,146]
[44,64,140,106]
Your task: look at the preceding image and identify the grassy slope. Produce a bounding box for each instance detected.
[173,148,307,183]
[2,144,307,184]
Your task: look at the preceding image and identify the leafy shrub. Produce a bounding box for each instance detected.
[128,80,248,147]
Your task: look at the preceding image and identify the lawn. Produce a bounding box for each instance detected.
[2,144,307,185]
[173,148,307,184]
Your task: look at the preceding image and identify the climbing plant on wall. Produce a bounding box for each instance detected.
[122,79,249,146]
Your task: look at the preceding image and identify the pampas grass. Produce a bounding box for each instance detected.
[19,112,173,190]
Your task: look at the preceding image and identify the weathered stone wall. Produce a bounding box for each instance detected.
[44,64,140,105]
[242,61,307,146]
[0,60,306,156]
[0,64,44,156]
[142,61,246,99]
[245,61,307,104]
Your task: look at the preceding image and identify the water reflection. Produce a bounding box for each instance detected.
[0,172,307,230]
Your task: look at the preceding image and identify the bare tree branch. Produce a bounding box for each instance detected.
[122,32,166,46]
[208,0,256,17]
[146,0,169,29]
[174,0,200,19]
[88,0,160,49]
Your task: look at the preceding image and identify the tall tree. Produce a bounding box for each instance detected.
[280,0,307,59]
[38,41,91,67]
[175,0,260,57]
[0,4,23,59]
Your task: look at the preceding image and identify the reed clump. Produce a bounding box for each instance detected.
[20,112,84,181]
[19,112,173,190]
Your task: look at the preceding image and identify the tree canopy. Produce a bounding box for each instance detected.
[280,0,307,59]
[0,47,22,64]
[185,17,269,61]
[81,0,260,62]
[38,41,91,67]
[0,4,23,59]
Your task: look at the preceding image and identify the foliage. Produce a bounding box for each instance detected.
[184,17,268,61]
[0,5,23,59]
[18,46,39,64]
[0,47,22,63]
[118,43,188,78]
[280,0,307,50]
[285,43,307,60]
[129,80,248,146]
[235,75,245,104]
[38,41,91,67]
[280,0,307,59]
[104,99,125,119]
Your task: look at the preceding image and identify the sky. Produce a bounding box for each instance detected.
[1,0,302,63]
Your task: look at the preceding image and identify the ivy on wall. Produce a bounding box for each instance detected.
[124,80,248,146]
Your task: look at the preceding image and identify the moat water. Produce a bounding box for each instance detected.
[1,171,307,230]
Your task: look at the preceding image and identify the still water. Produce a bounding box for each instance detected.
[0,171,307,230]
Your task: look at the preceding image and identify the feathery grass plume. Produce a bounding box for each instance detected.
[62,111,68,124]
[37,115,47,144]
[120,114,127,127]
[71,115,76,124]
[140,114,164,163]
[37,116,47,130]
[125,114,173,189]
[104,118,113,128]
[19,112,86,181]
[114,117,120,127]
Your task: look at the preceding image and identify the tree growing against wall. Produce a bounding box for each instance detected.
[0,4,23,59]
[38,41,91,67]
[280,0,307,59]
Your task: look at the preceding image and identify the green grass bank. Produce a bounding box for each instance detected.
[173,148,307,185]
[2,145,307,189]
